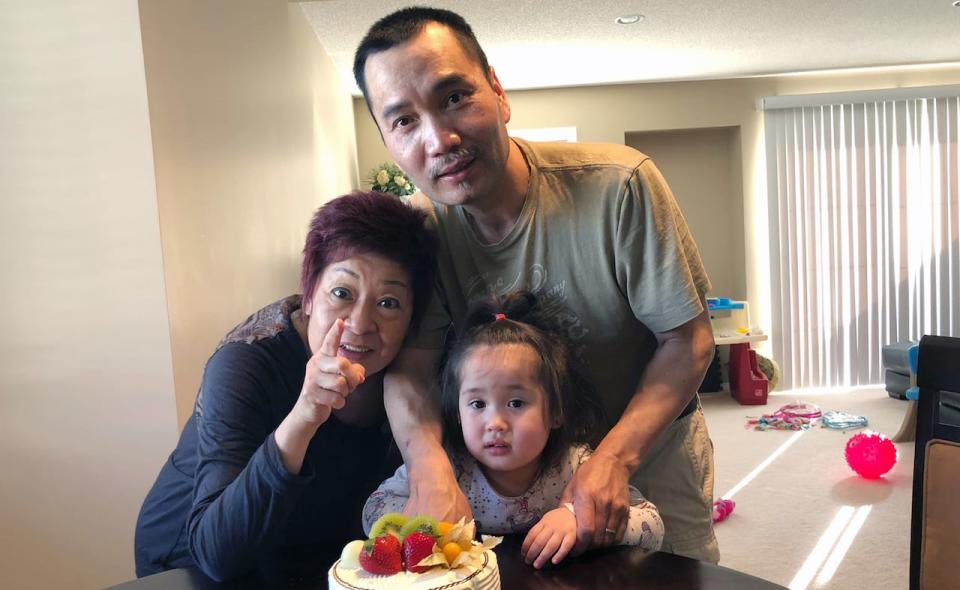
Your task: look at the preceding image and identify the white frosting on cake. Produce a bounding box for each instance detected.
[328,550,499,590]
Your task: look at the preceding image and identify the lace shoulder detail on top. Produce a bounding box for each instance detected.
[217,295,301,350]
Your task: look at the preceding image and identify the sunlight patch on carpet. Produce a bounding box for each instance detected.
[788,504,873,590]
[722,430,805,499]
[815,505,873,587]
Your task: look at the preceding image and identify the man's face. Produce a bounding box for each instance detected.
[362,23,512,209]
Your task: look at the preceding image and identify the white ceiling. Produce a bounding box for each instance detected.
[299,0,960,95]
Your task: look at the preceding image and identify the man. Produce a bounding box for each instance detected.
[353,7,718,562]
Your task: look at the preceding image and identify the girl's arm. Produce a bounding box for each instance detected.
[620,485,664,552]
[565,446,664,552]
[362,464,414,535]
[524,487,663,569]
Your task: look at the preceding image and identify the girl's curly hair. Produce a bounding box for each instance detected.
[440,291,605,470]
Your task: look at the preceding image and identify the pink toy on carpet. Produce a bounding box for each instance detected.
[712,498,736,523]
[845,431,898,479]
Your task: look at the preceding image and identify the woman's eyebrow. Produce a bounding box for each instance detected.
[331,266,358,278]
[383,279,409,290]
[332,267,409,290]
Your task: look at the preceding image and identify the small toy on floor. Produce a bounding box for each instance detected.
[746,401,822,430]
[712,498,736,523]
[821,410,869,430]
[845,431,898,479]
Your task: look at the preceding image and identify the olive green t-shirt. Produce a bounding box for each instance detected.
[409,139,711,425]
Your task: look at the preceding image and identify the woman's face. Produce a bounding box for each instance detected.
[304,252,414,376]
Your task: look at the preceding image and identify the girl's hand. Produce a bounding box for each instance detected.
[520,507,578,569]
[292,318,366,427]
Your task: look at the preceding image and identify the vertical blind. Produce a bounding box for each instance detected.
[765,94,960,390]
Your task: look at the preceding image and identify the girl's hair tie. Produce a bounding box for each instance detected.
[494,313,507,321]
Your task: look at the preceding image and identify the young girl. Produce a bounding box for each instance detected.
[363,291,664,568]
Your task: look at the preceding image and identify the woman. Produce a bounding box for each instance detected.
[134,191,437,581]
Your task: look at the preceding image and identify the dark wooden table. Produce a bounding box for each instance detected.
[108,537,787,590]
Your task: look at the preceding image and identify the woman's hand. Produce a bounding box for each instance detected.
[292,318,366,426]
[521,507,578,568]
[275,319,365,474]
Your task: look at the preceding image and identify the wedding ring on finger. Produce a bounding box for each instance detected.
[604,528,616,535]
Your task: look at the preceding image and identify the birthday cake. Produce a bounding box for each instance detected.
[328,515,501,590]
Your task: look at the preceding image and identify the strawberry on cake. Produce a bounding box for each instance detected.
[328,515,501,590]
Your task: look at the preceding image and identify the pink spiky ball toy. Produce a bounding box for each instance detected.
[844,432,898,479]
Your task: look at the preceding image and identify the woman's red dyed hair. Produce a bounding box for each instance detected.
[301,191,437,327]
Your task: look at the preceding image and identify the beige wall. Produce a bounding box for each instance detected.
[353,65,960,346]
[140,0,359,426]
[0,2,177,588]
[626,126,745,299]
[0,1,358,586]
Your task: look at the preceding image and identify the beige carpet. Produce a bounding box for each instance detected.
[702,387,913,590]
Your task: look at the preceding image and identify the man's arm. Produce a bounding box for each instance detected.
[565,308,714,552]
[383,347,472,522]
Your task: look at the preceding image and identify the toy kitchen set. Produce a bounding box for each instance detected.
[704,298,770,405]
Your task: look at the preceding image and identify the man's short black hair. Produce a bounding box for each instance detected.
[353,7,491,112]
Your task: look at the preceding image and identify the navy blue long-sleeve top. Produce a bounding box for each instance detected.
[135,297,397,581]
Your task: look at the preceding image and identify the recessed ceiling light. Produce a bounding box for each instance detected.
[954,0,960,7]
[615,14,645,25]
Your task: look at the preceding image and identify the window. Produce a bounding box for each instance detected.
[764,88,959,389]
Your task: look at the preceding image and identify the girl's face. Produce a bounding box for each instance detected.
[458,343,556,494]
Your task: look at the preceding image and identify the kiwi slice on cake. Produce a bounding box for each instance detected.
[399,515,440,540]
[369,513,408,539]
